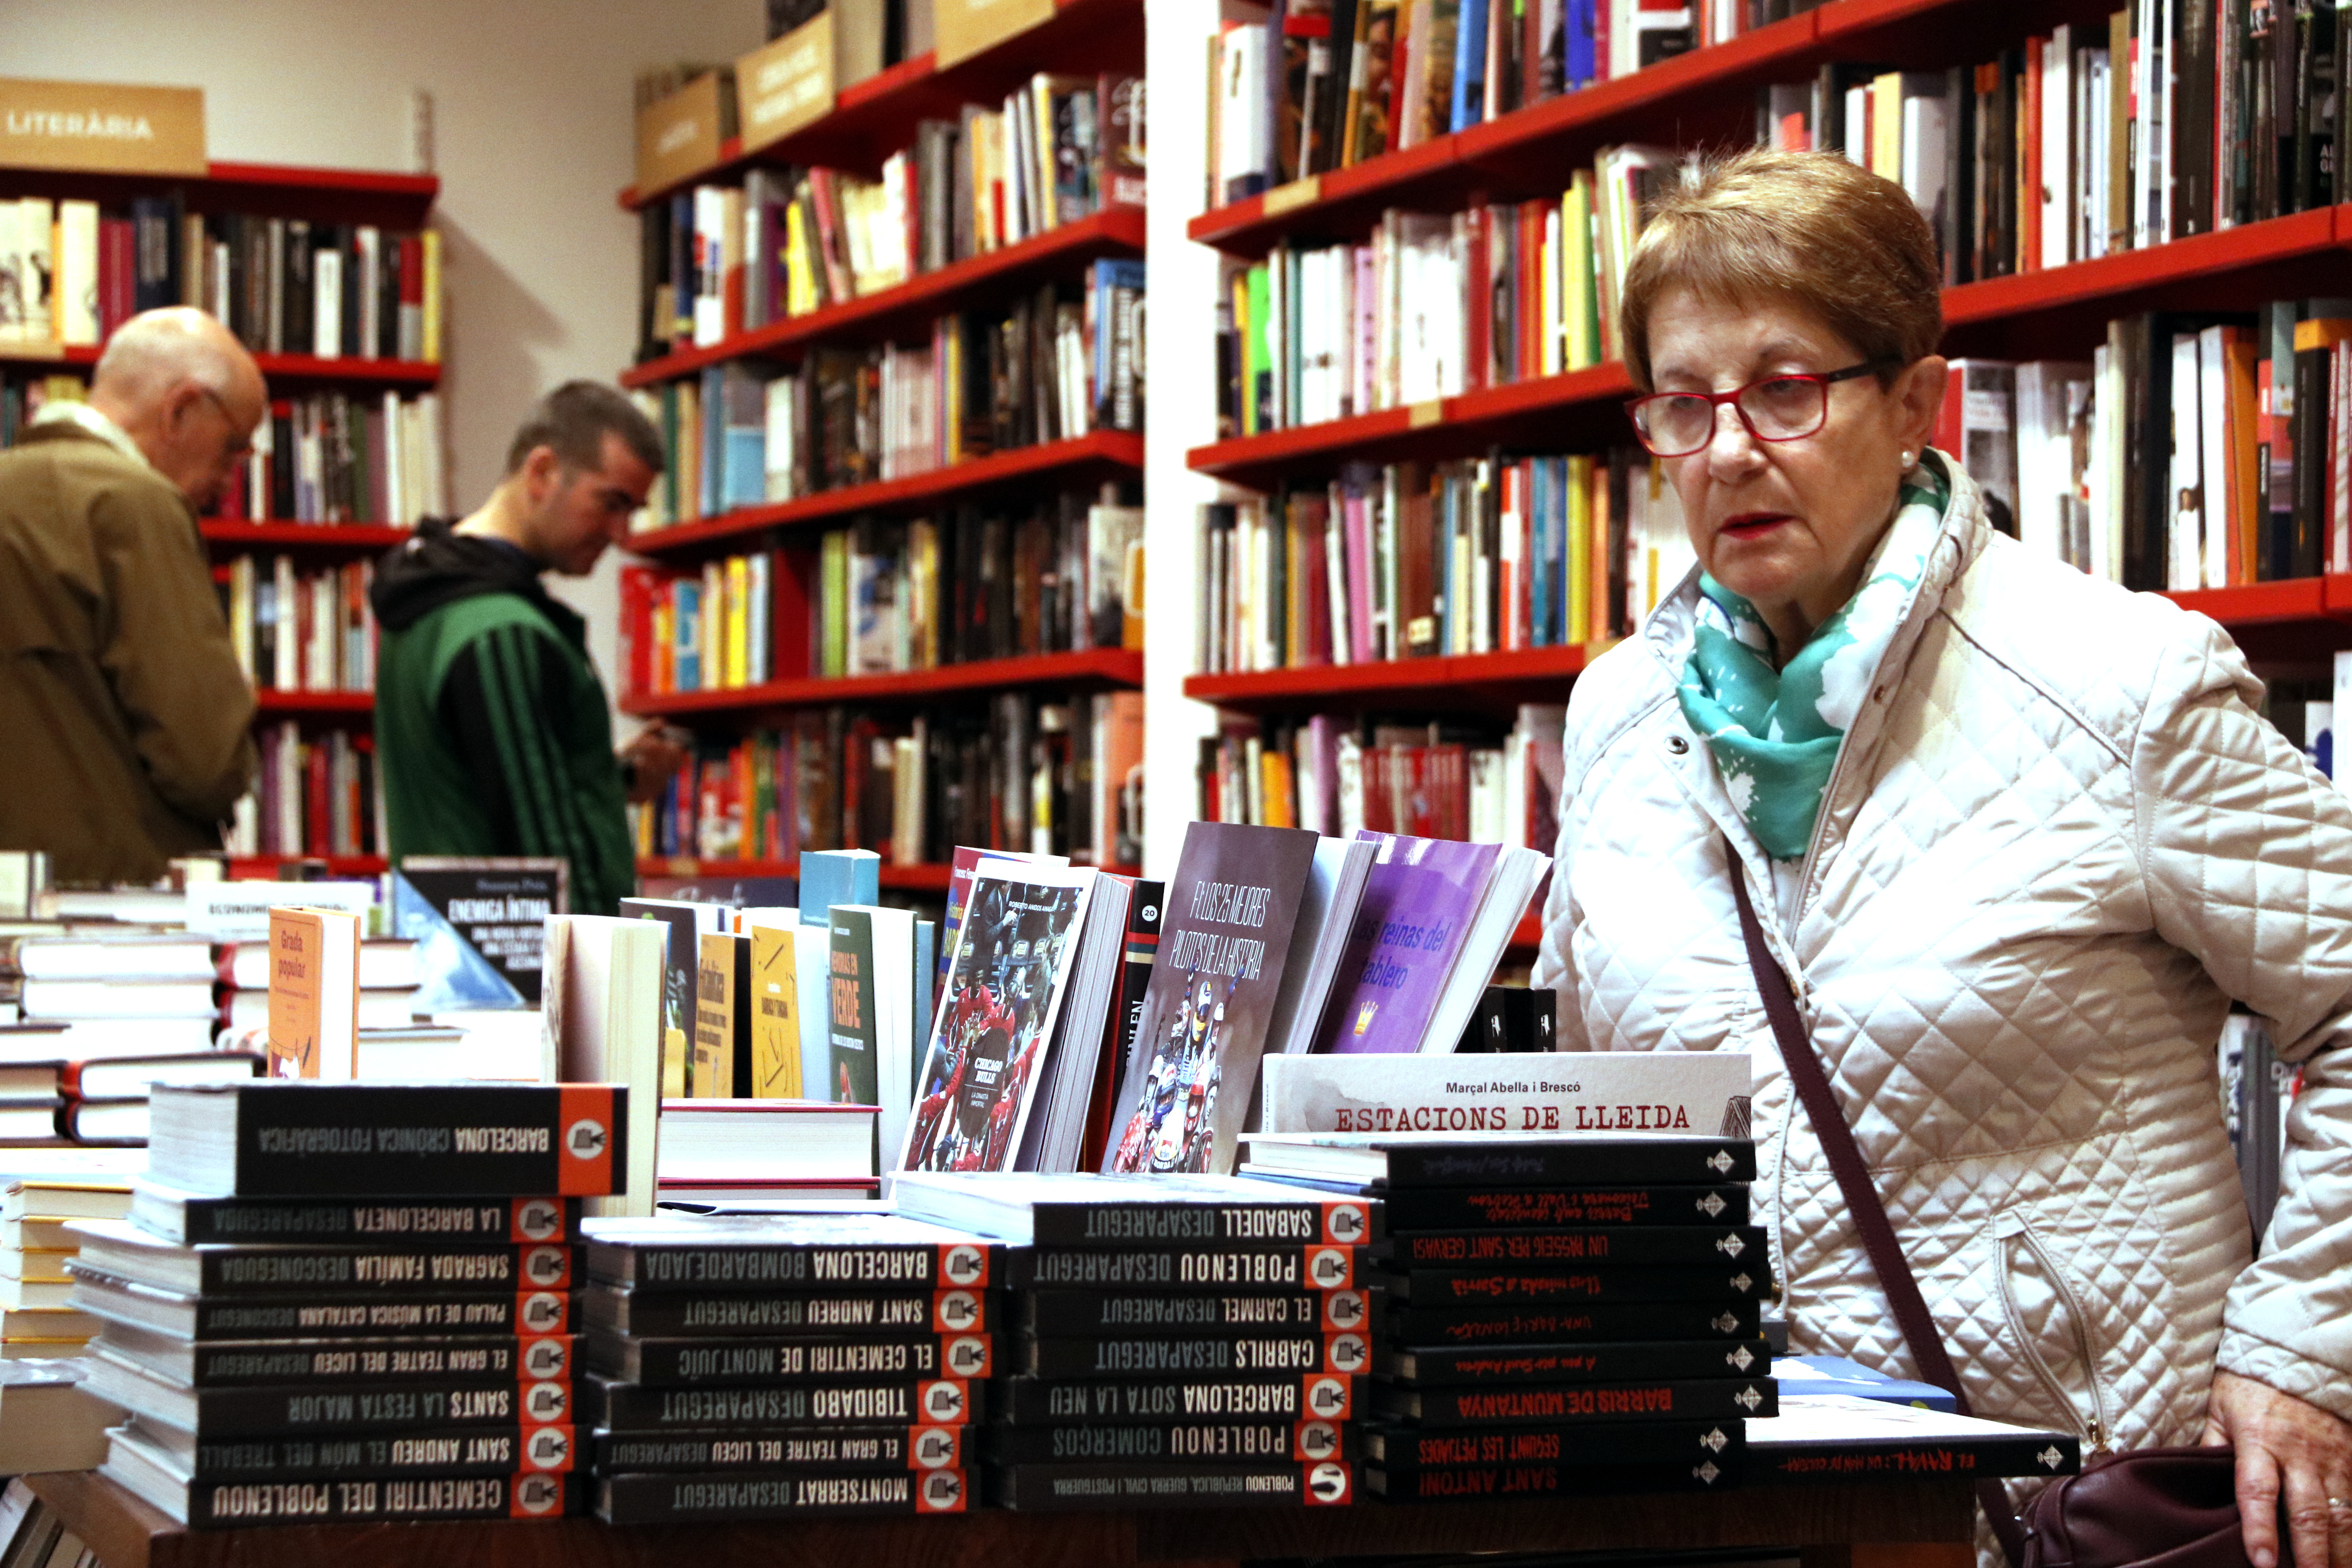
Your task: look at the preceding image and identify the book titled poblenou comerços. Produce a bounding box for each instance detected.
[82,1083,624,1527]
[582,1212,998,1523]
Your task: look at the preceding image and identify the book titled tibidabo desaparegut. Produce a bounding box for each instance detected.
[1105,823,1321,1176]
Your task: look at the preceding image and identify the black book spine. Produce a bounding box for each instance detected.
[176,1375,582,1438]
[2177,0,2218,236]
[989,1460,1354,1510]
[1943,64,1973,285]
[983,1418,1352,1466]
[193,1243,575,1297]
[585,1285,990,1338]
[2293,334,2332,575]
[1391,1337,1771,1385]
[1760,1434,2081,1484]
[2252,0,2283,221]
[171,1196,577,1248]
[1368,1417,1741,1468]
[1019,1331,1369,1379]
[191,1472,574,1526]
[186,1334,574,1387]
[587,1239,994,1293]
[1019,1197,1379,1247]
[2120,313,2164,590]
[1380,1377,1776,1428]
[993,1373,1364,1426]
[593,1425,964,1474]
[1389,1299,1763,1347]
[202,1082,627,1197]
[585,1375,979,1430]
[1367,1455,1736,1500]
[190,1422,576,1482]
[1385,1263,1773,1307]
[598,1467,968,1523]
[588,1332,990,1385]
[1378,1138,1754,1186]
[1020,1287,1374,1337]
[1378,1227,1766,1268]
[1377,1184,1750,1231]
[1008,1244,1365,1293]
[187,1290,577,1341]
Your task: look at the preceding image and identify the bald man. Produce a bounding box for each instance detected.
[0,308,263,883]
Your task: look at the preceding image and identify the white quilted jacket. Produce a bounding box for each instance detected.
[1534,452,2352,1458]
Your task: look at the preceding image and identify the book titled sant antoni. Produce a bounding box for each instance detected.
[146,1081,628,1197]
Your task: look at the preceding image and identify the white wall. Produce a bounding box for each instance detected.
[0,0,765,705]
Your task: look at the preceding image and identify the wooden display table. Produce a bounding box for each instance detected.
[29,1469,1978,1568]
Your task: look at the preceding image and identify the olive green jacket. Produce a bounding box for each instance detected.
[0,423,255,883]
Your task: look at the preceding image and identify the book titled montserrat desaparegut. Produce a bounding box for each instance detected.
[147,1083,628,1198]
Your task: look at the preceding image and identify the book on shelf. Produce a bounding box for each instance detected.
[616,488,1142,695]
[224,721,384,862]
[635,71,1145,363]
[217,553,379,692]
[0,196,441,359]
[625,260,1144,531]
[205,388,447,526]
[629,688,1146,872]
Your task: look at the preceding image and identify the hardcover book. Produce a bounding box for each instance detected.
[1382,1264,1773,1306]
[618,897,726,1099]
[900,865,1096,1173]
[1259,1049,1752,1138]
[1006,1243,1365,1293]
[1104,822,1322,1175]
[81,1351,584,1438]
[67,1219,578,1298]
[1746,1392,2080,1482]
[597,1466,967,1522]
[1385,1338,1771,1385]
[1366,1455,1734,1500]
[592,1425,964,1473]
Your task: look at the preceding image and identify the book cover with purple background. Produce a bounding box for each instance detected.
[1316,832,1499,1054]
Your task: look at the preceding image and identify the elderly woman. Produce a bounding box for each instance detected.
[1534,148,2352,1568]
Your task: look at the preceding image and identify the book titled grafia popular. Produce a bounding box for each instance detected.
[265,906,361,1080]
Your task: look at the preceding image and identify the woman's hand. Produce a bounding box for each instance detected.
[2203,1369,2352,1568]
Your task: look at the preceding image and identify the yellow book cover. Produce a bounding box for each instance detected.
[266,906,360,1080]
[749,923,802,1097]
[662,1026,689,1099]
[1122,535,1145,650]
[676,379,701,524]
[691,932,742,1098]
[421,231,443,363]
[726,556,752,688]
[1870,74,1903,181]
[1567,453,1592,641]
[908,520,939,668]
[783,202,816,317]
[1564,171,1598,372]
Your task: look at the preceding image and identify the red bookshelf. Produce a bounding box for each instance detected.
[624,205,1144,387]
[625,649,1143,720]
[1186,645,1590,714]
[620,0,1145,207]
[253,690,374,715]
[625,429,1144,559]
[227,854,388,879]
[638,857,957,892]
[0,343,440,385]
[0,160,437,228]
[202,522,410,553]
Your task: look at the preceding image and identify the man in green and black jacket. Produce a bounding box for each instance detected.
[371,382,683,916]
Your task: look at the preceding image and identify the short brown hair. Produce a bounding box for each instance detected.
[504,380,666,476]
[1619,149,1942,392]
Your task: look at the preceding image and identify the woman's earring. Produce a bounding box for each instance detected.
[1899,450,1914,469]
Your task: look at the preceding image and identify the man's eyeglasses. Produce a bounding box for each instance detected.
[1624,360,1897,458]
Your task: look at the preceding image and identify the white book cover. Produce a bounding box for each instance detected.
[1897,75,1948,235]
[1260,1049,1752,1137]
[540,915,662,1218]
[2198,326,2234,590]
[356,226,380,357]
[0,204,21,345]
[56,200,99,347]
[2041,28,2073,270]
[2168,333,2203,591]
[313,247,343,359]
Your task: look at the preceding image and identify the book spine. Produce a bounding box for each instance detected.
[598,1467,968,1523]
[1391,1264,1773,1306]
[1382,1139,1755,1185]
[1022,1197,1378,1246]
[1387,1377,1777,1427]
[179,1375,584,1437]
[174,1196,579,1248]
[1391,1337,1770,1385]
[594,1425,964,1473]
[994,1373,1364,1425]
[1020,1332,1369,1379]
[595,1333,993,1385]
[1388,1299,1763,1346]
[188,1423,577,1482]
[586,1286,988,1339]
[1372,1418,1741,1468]
[1020,1288,1374,1338]
[195,1244,576,1297]
[588,1240,994,1293]
[1761,1436,2082,1483]
[988,1460,1354,1510]
[1368,1456,1734,1499]
[1379,1226,1768,1268]
[1379,1184,1751,1230]
[187,1335,574,1387]
[984,1418,1352,1465]
[1008,1244,1366,1292]
[215,1084,624,1196]
[187,1291,577,1341]
[191,1472,575,1526]
[587,1377,979,1430]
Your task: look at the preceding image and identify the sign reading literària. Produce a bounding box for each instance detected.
[0,79,206,177]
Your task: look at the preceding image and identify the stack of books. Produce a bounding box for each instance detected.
[891,1172,1371,1512]
[67,1080,623,1525]
[0,1152,148,1355]
[1239,1131,1773,1502]
[5,930,220,1071]
[581,1212,995,1522]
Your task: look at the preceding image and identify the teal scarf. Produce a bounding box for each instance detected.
[1675,461,1951,861]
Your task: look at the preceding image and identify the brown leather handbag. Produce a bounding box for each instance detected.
[1728,860,2249,1568]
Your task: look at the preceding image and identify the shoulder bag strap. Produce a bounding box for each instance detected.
[1728,854,2029,1565]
